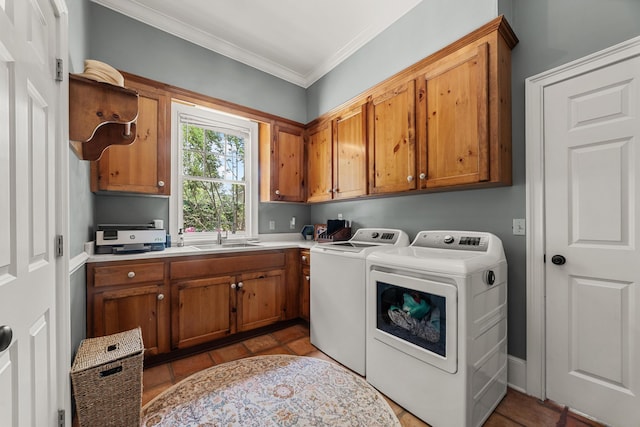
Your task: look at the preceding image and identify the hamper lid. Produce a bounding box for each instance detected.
[71,327,143,373]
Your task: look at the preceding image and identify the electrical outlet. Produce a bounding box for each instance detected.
[513,218,525,235]
[337,213,343,220]
[269,220,275,231]
[290,216,296,229]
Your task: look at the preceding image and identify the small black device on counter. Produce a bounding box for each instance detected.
[95,223,167,254]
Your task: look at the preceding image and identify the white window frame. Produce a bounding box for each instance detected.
[170,101,259,244]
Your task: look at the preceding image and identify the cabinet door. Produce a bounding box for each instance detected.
[421,43,489,188]
[236,270,285,332]
[92,284,169,356]
[334,104,367,199]
[271,123,305,201]
[368,81,416,194]
[91,77,170,194]
[300,266,310,322]
[307,121,333,202]
[171,276,235,349]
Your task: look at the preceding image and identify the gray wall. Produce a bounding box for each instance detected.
[68,0,640,361]
[307,0,640,360]
[88,4,306,123]
[88,2,310,235]
[67,0,92,355]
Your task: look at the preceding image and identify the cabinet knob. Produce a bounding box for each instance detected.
[158,180,165,187]
[407,175,414,182]
[332,188,338,193]
[231,283,236,289]
[327,189,332,194]
[275,190,280,195]
[419,173,426,180]
[301,255,307,262]
[157,293,164,301]
[237,281,244,288]
[305,276,310,281]
[127,271,135,278]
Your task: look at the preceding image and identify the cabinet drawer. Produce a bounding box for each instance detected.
[300,249,310,266]
[170,251,286,280]
[93,262,165,287]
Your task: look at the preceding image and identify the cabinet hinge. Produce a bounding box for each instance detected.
[58,409,65,427]
[55,235,64,257]
[55,58,64,82]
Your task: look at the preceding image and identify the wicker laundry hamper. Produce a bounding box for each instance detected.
[71,328,144,427]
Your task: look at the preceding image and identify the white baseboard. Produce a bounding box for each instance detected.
[507,355,527,393]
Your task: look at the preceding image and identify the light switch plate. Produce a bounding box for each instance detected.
[269,220,276,231]
[512,218,525,235]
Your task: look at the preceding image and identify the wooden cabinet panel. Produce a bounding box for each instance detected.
[263,123,305,202]
[92,284,169,356]
[93,262,165,287]
[420,43,490,188]
[236,270,285,332]
[334,104,367,199]
[91,75,170,194]
[170,251,285,280]
[299,249,310,322]
[307,121,333,202]
[368,80,416,194]
[171,276,235,349]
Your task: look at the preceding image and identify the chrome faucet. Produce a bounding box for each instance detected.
[216,214,227,245]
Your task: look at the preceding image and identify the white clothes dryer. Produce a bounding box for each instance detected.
[366,230,508,427]
[310,228,409,375]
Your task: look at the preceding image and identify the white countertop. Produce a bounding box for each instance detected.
[87,236,316,263]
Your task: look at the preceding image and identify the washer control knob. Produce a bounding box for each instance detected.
[484,270,496,285]
[443,235,454,244]
[371,232,380,238]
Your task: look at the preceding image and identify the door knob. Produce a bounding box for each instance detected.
[0,325,12,352]
[551,255,566,265]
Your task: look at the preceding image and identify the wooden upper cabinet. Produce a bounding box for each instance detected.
[368,80,416,194]
[306,121,333,202]
[261,122,305,202]
[417,25,515,189]
[91,74,170,194]
[306,103,367,203]
[334,104,367,199]
[419,43,490,188]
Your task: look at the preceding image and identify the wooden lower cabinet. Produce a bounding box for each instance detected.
[87,260,170,356]
[236,270,285,332]
[299,249,310,322]
[171,275,235,349]
[87,249,302,358]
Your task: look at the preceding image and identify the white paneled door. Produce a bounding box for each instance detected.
[0,0,65,426]
[544,53,640,425]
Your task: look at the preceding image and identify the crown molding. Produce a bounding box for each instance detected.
[91,0,421,88]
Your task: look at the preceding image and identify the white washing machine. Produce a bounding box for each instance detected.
[310,228,409,376]
[366,230,508,427]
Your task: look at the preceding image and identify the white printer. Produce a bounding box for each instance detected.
[95,224,167,254]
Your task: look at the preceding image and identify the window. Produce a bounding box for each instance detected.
[170,102,258,243]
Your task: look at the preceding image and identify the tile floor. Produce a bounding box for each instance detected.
[141,324,605,427]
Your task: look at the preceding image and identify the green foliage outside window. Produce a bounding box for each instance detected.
[181,124,246,234]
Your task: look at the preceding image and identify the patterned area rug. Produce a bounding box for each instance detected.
[141,355,400,426]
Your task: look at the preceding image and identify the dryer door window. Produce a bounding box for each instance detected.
[369,270,458,374]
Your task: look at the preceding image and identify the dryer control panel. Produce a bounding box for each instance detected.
[412,231,490,251]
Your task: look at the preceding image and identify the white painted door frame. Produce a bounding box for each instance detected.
[525,34,640,400]
[52,0,72,424]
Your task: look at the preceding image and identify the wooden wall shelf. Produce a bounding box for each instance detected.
[69,74,139,161]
